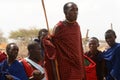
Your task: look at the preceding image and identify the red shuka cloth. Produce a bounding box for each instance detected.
[84,55,97,80]
[0,51,7,62]
[21,59,35,77]
[43,21,86,80]
[21,59,43,78]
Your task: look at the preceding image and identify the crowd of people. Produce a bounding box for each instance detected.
[0,2,120,80]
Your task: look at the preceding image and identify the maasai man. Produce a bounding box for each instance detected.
[100,29,120,80]
[21,41,46,80]
[0,43,28,80]
[43,2,86,80]
[34,28,48,59]
[85,37,105,80]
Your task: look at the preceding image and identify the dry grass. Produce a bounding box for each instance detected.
[0,40,108,59]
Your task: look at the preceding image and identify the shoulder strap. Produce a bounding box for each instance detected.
[25,57,44,74]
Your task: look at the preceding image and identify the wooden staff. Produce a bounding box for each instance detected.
[41,0,50,34]
[41,0,60,80]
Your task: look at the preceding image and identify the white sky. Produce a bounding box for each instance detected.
[0,0,120,42]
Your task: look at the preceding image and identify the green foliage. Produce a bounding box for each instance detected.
[0,31,7,43]
[9,28,39,40]
[8,27,53,58]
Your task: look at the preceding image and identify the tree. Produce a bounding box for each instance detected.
[9,27,53,58]
[9,27,39,58]
[0,30,7,43]
[9,28,39,40]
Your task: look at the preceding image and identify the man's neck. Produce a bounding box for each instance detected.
[90,49,98,54]
[28,56,40,63]
[7,58,15,66]
[65,19,76,24]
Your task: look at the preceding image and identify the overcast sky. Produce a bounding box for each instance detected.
[0,0,120,42]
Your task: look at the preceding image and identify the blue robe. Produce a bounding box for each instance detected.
[0,59,28,80]
[101,43,120,80]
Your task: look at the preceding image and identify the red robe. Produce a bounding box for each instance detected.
[21,59,43,78]
[43,21,86,80]
[84,55,97,80]
[0,51,7,62]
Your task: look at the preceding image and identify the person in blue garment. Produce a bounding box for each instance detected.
[0,43,28,80]
[100,29,120,80]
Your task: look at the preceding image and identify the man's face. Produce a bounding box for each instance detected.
[8,44,19,60]
[30,44,42,61]
[38,31,48,41]
[65,3,78,22]
[88,39,99,52]
[105,33,116,47]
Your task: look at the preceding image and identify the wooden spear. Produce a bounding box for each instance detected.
[41,0,60,80]
[41,0,50,34]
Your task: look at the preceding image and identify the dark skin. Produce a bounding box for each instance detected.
[39,29,48,52]
[88,38,99,54]
[103,30,120,79]
[5,43,19,80]
[51,2,85,80]
[39,2,88,80]
[53,2,78,34]
[7,44,19,65]
[105,32,116,47]
[29,70,44,80]
[28,42,44,80]
[38,29,48,42]
[28,43,42,63]
[65,3,78,23]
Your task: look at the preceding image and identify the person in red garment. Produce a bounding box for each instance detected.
[84,37,105,80]
[0,51,7,62]
[21,41,45,80]
[43,2,86,80]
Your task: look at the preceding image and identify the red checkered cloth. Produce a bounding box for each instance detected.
[43,21,86,80]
